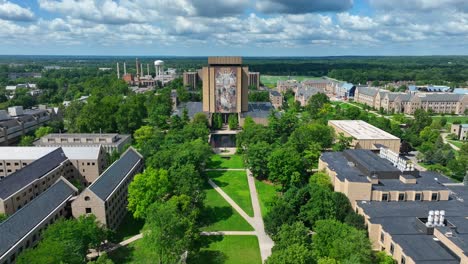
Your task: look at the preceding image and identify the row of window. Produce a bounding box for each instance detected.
[381,234,406,264]
[381,192,438,202]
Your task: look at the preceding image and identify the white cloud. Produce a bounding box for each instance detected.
[337,13,377,30]
[0,1,34,21]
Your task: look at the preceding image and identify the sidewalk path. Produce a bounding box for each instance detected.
[207,170,274,263]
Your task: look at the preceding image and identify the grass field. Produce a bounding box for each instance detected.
[189,236,262,264]
[108,240,156,264]
[255,180,279,217]
[207,155,245,169]
[200,181,253,231]
[448,140,465,148]
[260,75,321,88]
[110,212,144,243]
[206,170,254,217]
[432,115,468,124]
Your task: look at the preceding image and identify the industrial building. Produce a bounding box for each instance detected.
[328,120,401,153]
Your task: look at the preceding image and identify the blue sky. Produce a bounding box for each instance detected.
[0,0,468,56]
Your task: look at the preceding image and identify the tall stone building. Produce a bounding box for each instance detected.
[202,57,249,118]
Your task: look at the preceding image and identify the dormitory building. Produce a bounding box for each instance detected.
[320,146,468,264]
[0,147,143,264]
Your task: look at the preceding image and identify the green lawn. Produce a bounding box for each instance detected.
[200,181,253,231]
[255,180,279,217]
[207,155,245,169]
[432,115,468,125]
[110,212,145,243]
[189,236,261,264]
[448,140,465,148]
[206,170,254,217]
[108,239,157,264]
[260,75,321,88]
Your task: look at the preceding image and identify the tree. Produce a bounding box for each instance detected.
[168,164,204,206]
[299,184,336,227]
[266,243,315,264]
[127,168,170,219]
[88,253,115,264]
[0,213,6,223]
[332,132,353,151]
[309,172,332,190]
[17,215,108,264]
[374,251,395,264]
[306,93,330,116]
[144,195,199,264]
[35,126,53,139]
[193,112,208,127]
[289,123,333,153]
[272,222,312,251]
[265,199,296,235]
[228,114,238,130]
[267,146,305,188]
[19,135,34,146]
[244,141,272,179]
[313,220,372,264]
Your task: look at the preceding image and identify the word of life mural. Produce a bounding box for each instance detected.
[215,67,237,113]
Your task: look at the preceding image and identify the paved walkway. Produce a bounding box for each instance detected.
[441,132,461,151]
[87,233,143,259]
[207,170,274,263]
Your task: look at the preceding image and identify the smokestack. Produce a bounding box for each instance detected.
[116,63,119,78]
[147,64,150,76]
[136,58,139,77]
[141,63,143,76]
[124,62,127,75]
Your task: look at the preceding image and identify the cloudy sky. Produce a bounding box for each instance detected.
[1,0,468,56]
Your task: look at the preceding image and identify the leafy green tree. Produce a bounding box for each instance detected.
[0,213,7,223]
[333,192,353,222]
[17,216,108,264]
[332,132,353,151]
[19,135,34,146]
[193,112,208,127]
[374,251,396,264]
[128,168,170,219]
[34,126,53,139]
[265,199,296,235]
[309,172,332,190]
[244,141,272,180]
[299,184,336,227]
[266,243,315,264]
[272,222,312,251]
[228,114,238,130]
[306,93,330,116]
[267,146,305,188]
[288,123,334,153]
[344,212,366,230]
[269,111,299,144]
[144,195,199,264]
[313,220,372,264]
[168,164,204,206]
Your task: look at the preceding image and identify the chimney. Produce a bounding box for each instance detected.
[124,62,127,75]
[117,62,120,79]
[141,63,143,76]
[136,58,139,77]
[147,64,150,76]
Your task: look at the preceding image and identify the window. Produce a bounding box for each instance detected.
[431,193,438,201]
[415,193,422,201]
[401,256,406,264]
[380,232,385,243]
[6,163,10,166]
[85,208,92,214]
[14,162,18,166]
[382,193,389,201]
[390,243,394,255]
[398,193,405,201]
[84,196,90,201]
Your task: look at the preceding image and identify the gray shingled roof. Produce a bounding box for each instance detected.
[0,148,67,199]
[415,93,465,102]
[357,86,379,96]
[386,92,403,101]
[396,93,412,102]
[89,148,142,201]
[175,102,203,119]
[240,102,276,119]
[0,179,75,258]
[270,90,281,96]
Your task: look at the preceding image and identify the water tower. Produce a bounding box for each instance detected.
[154,60,164,77]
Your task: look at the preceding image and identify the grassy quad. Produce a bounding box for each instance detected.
[207,155,245,169]
[189,236,262,264]
[432,115,468,125]
[206,170,254,217]
[201,181,253,231]
[109,236,262,264]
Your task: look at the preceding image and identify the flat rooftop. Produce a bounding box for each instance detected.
[0,147,102,160]
[329,120,400,140]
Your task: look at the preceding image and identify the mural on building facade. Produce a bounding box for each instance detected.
[215,67,237,112]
